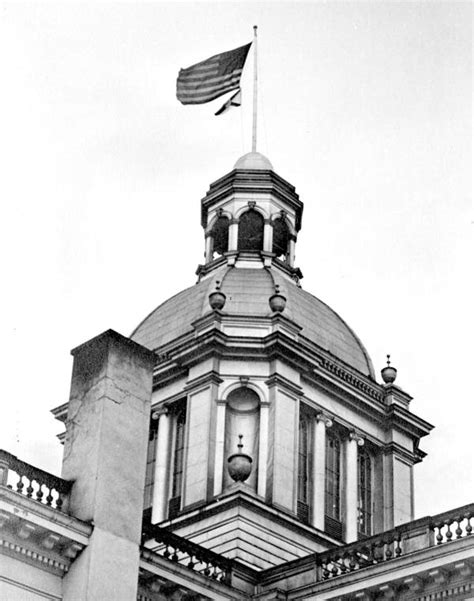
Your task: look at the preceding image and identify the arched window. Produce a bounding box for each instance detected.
[238,209,264,251]
[358,448,372,536]
[211,215,229,257]
[272,217,290,259]
[169,405,186,518]
[297,413,311,522]
[325,433,341,522]
[223,387,260,491]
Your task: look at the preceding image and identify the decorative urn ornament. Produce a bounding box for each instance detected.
[269,284,286,313]
[227,435,252,483]
[208,280,226,311]
[381,354,397,384]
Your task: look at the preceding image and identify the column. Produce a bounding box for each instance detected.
[311,413,332,531]
[228,219,239,251]
[345,431,364,543]
[288,235,296,266]
[257,401,270,498]
[204,234,213,263]
[151,408,171,524]
[263,219,273,252]
[213,400,227,496]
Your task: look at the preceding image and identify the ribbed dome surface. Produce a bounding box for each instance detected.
[131,266,374,377]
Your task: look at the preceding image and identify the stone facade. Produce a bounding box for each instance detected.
[1,154,472,600]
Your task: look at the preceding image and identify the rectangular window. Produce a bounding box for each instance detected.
[297,414,310,522]
[143,423,158,510]
[358,449,372,536]
[169,403,186,518]
[325,435,341,521]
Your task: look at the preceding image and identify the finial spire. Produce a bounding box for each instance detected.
[252,26,258,152]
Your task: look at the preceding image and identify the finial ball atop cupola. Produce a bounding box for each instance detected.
[234,151,273,171]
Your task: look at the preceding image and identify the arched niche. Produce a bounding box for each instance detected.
[223,387,260,491]
[238,209,264,251]
[210,215,229,257]
[272,217,290,260]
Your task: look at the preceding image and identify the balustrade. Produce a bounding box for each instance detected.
[431,504,473,545]
[316,503,473,581]
[142,524,233,585]
[0,449,71,511]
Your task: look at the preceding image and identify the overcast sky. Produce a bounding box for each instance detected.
[0,1,471,519]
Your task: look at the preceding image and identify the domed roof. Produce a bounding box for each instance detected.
[234,152,273,171]
[131,266,375,378]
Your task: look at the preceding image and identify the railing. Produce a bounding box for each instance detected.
[142,523,234,585]
[431,504,473,544]
[316,503,474,581]
[0,449,71,511]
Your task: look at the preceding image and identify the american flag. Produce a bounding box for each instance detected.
[176,43,251,105]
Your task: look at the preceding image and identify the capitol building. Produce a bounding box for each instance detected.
[1,151,472,600]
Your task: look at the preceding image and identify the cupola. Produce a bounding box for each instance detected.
[199,152,303,283]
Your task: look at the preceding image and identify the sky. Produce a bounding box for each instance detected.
[0,1,471,520]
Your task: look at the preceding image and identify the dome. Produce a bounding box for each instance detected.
[131,266,375,378]
[234,152,273,171]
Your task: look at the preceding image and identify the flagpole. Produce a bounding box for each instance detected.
[252,25,258,152]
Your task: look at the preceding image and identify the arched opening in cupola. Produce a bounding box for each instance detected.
[223,387,260,491]
[272,217,290,260]
[238,209,264,251]
[210,215,229,257]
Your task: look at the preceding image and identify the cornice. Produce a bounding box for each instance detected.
[385,404,434,439]
[383,441,421,465]
[0,538,70,575]
[317,357,383,402]
[149,326,430,448]
[151,328,385,416]
[183,370,223,393]
[201,169,303,231]
[265,373,303,397]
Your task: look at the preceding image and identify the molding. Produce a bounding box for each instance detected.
[265,373,303,397]
[382,442,419,465]
[183,370,223,393]
[317,358,383,402]
[0,538,69,574]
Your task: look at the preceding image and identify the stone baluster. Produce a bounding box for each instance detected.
[151,407,171,524]
[311,413,333,531]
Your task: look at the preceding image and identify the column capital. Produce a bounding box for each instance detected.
[151,406,169,420]
[349,430,365,446]
[316,412,333,428]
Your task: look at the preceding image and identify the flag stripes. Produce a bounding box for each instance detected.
[177,43,251,105]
